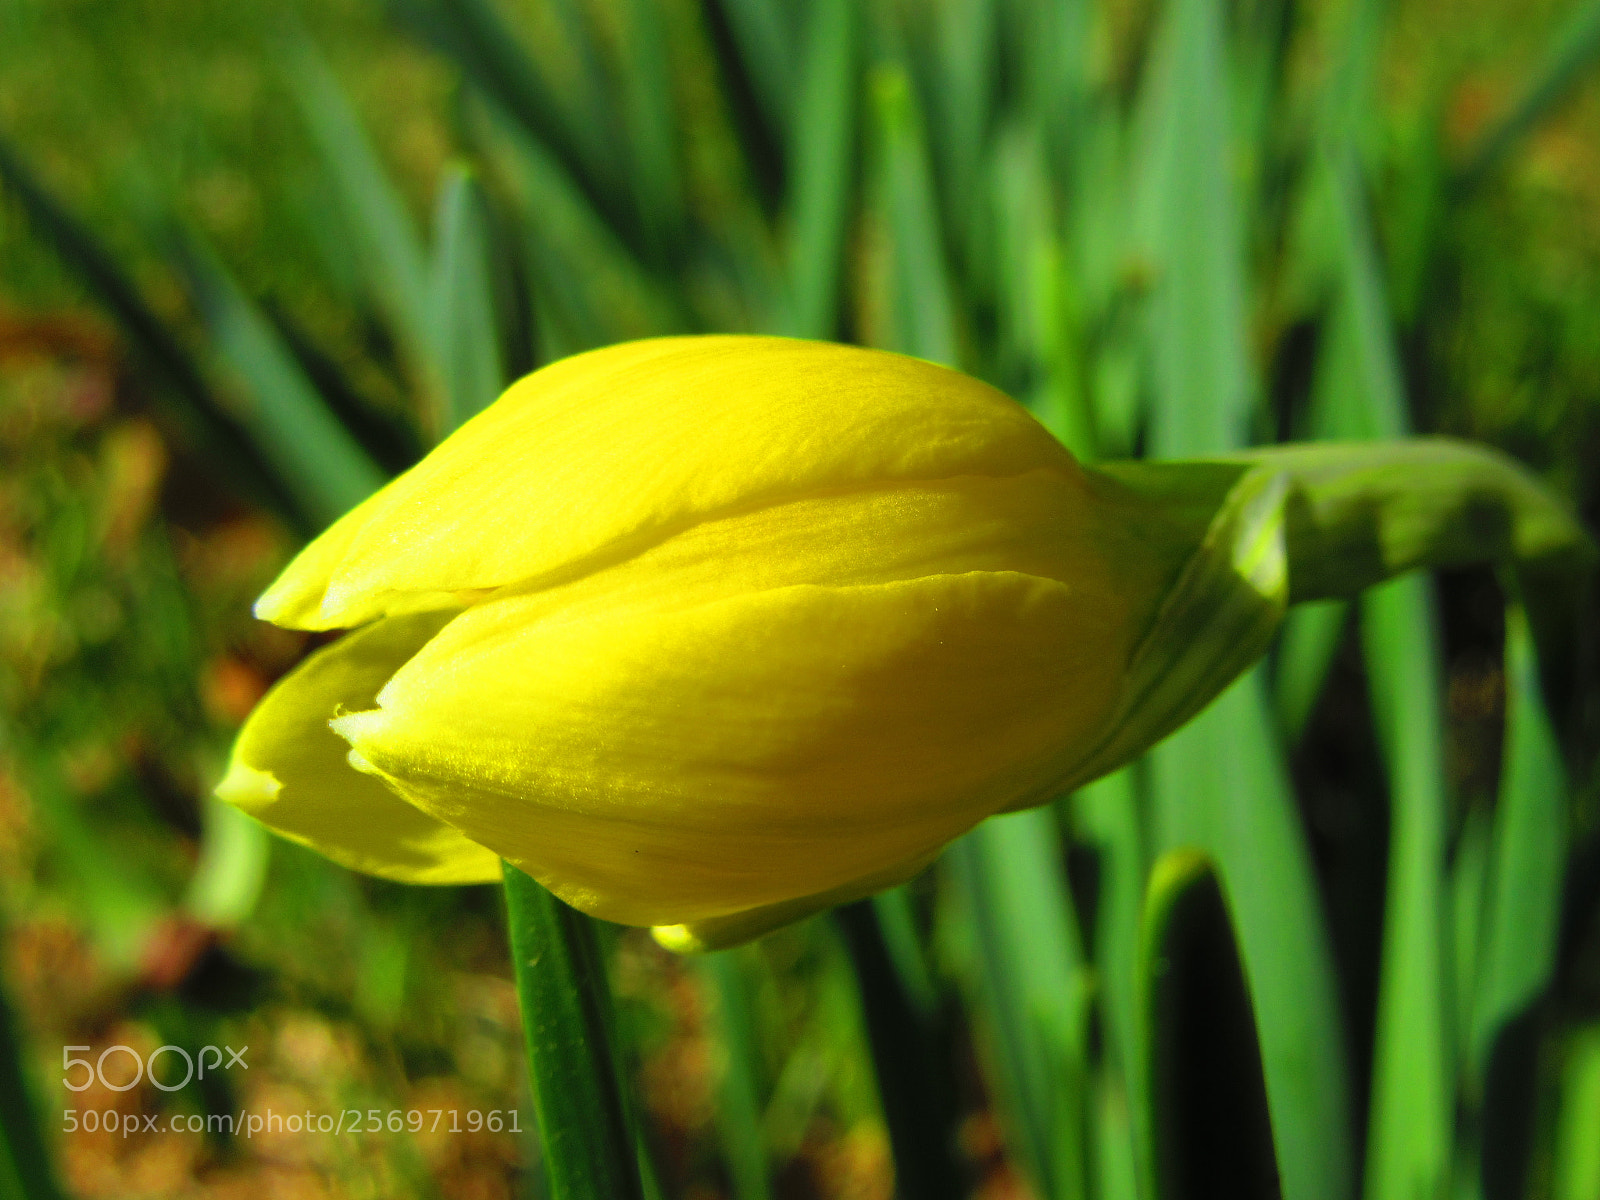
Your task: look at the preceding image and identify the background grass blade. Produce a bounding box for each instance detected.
[701,951,775,1200]
[173,234,388,526]
[618,0,687,264]
[1072,770,1146,1119]
[1470,605,1569,1071]
[913,0,997,285]
[947,812,1092,1200]
[430,164,505,435]
[782,0,857,340]
[503,865,645,1200]
[390,0,637,252]
[1466,603,1570,1198]
[870,63,958,368]
[1358,574,1452,1200]
[284,36,438,386]
[479,105,688,352]
[1147,678,1354,1200]
[1552,1027,1600,1200]
[1133,0,1251,460]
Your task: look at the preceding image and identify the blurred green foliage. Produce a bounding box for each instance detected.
[1,0,1599,1198]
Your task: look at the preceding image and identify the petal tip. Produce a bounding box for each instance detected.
[215,761,281,814]
[650,925,706,954]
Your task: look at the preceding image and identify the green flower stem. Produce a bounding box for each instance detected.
[502,863,645,1200]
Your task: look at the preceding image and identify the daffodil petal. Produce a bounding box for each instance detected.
[330,569,1130,926]
[216,611,501,884]
[257,336,1079,631]
[478,469,1119,629]
[651,849,939,953]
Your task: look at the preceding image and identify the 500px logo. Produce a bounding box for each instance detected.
[62,1044,248,1093]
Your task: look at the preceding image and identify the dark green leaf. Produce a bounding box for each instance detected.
[1359,573,1452,1200]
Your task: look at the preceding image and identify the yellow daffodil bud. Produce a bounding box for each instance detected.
[218,335,1593,949]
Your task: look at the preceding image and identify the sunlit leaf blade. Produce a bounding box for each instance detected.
[1553,1027,1600,1200]
[1459,0,1600,187]
[1360,573,1452,1200]
[870,63,959,367]
[430,164,505,435]
[1091,1075,1142,1200]
[283,36,437,382]
[1133,0,1251,460]
[991,120,1094,456]
[0,931,65,1200]
[502,865,645,1200]
[1073,770,1145,1106]
[947,811,1092,1200]
[701,952,775,1200]
[1310,149,1407,443]
[173,235,387,526]
[1470,605,1568,1073]
[783,0,857,340]
[0,134,300,525]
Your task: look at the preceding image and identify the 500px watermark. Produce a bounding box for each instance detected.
[61,1108,525,1138]
[61,1044,248,1093]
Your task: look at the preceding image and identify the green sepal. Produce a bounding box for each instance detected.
[1060,437,1593,795]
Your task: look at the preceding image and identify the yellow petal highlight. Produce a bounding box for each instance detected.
[331,566,1130,927]
[256,336,1078,631]
[651,849,939,953]
[216,611,501,885]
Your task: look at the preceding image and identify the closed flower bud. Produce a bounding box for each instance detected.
[217,335,1591,949]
